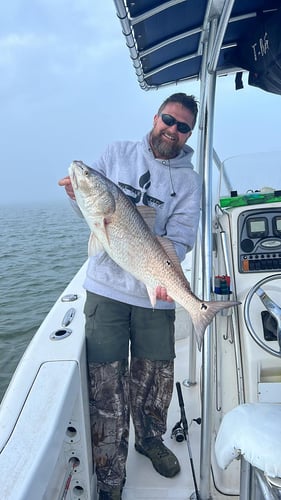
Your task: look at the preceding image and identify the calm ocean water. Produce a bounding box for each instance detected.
[0,201,89,401]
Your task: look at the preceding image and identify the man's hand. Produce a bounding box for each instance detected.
[155,286,174,302]
[58,176,75,200]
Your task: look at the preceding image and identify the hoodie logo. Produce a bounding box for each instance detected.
[119,170,164,208]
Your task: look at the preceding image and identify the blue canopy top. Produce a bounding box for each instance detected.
[113,0,281,91]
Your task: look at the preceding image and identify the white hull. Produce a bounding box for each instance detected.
[0,262,95,499]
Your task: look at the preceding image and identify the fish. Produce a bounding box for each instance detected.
[69,160,240,350]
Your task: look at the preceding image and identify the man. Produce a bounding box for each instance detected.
[59,93,201,500]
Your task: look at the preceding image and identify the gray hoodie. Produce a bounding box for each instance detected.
[83,134,202,309]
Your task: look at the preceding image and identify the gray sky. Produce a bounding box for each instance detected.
[1,1,280,205]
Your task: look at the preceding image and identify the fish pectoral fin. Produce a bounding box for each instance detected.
[157,237,189,284]
[88,232,104,256]
[137,206,156,232]
[91,216,113,245]
[146,286,157,309]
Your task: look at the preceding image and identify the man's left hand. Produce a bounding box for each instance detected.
[156,286,174,302]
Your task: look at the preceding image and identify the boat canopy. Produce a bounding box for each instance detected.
[113,0,281,94]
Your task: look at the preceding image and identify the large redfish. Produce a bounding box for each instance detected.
[69,160,239,350]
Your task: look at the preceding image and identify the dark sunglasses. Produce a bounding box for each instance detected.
[160,113,191,134]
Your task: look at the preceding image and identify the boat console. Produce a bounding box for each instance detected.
[238,208,281,273]
[212,153,281,498]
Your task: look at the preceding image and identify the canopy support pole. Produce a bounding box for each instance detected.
[198,16,217,500]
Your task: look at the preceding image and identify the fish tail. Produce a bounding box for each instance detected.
[189,299,241,351]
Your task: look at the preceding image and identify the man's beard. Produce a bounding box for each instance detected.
[149,130,181,159]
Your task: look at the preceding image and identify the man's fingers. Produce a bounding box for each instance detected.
[58,176,71,186]
[156,286,173,302]
[58,176,76,200]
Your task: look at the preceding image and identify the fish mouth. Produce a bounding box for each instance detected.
[73,160,90,176]
[72,170,78,189]
[72,160,84,172]
[69,160,91,189]
[69,161,81,189]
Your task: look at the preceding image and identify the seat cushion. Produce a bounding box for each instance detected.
[215,403,281,478]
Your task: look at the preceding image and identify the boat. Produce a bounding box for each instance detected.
[1,1,281,498]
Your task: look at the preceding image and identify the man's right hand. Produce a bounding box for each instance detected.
[58,176,76,200]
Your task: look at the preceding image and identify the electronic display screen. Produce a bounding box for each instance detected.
[273,216,281,235]
[250,220,265,232]
[247,217,268,238]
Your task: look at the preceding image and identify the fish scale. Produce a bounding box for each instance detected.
[69,160,240,350]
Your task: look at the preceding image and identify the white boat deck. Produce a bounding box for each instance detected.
[124,338,202,500]
[123,335,236,500]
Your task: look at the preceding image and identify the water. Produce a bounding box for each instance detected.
[0,201,89,401]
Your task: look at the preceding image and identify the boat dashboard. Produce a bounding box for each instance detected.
[238,208,281,273]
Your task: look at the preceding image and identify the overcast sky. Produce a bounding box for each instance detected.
[1,1,280,206]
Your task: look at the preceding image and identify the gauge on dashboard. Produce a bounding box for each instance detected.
[246,217,269,239]
[273,216,281,237]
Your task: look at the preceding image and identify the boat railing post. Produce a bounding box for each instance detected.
[199,0,237,494]
[199,14,217,500]
[239,458,252,500]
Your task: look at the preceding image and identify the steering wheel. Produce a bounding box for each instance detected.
[244,274,281,358]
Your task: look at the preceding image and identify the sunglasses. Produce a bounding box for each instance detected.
[160,113,192,134]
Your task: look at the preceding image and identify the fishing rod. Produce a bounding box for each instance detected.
[175,381,201,500]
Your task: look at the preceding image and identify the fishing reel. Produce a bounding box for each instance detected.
[171,420,185,442]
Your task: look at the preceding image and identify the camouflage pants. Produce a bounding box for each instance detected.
[88,357,174,490]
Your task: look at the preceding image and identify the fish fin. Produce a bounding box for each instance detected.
[157,237,188,283]
[88,216,113,255]
[88,232,104,256]
[137,206,156,232]
[146,286,157,309]
[189,299,241,351]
